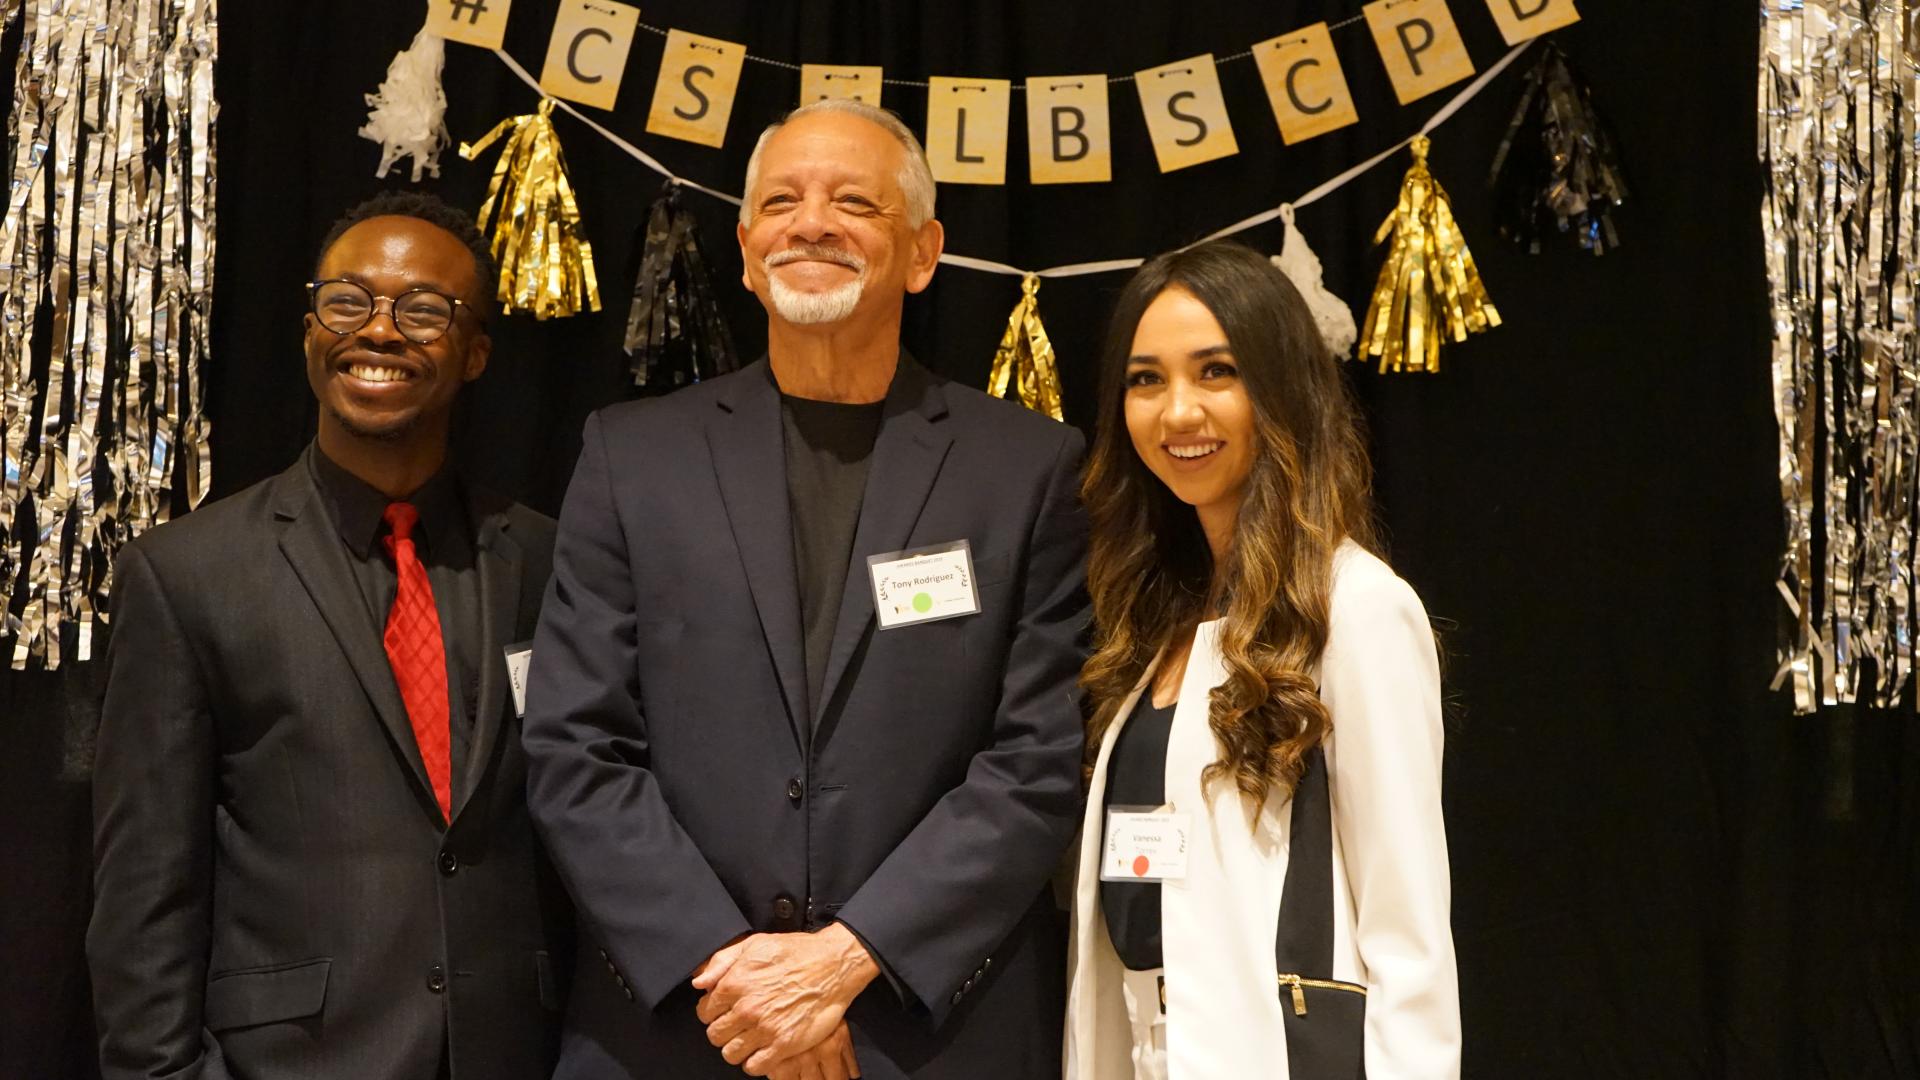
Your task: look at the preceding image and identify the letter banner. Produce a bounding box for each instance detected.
[1365,0,1476,105]
[427,0,512,49]
[1135,54,1239,173]
[926,76,1013,185]
[645,28,746,148]
[1253,23,1359,146]
[1485,0,1579,45]
[540,0,641,111]
[1025,75,1111,184]
[800,64,884,106]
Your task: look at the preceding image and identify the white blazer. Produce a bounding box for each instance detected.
[1065,542,1460,1079]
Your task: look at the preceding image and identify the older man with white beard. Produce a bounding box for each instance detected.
[521,99,1091,1080]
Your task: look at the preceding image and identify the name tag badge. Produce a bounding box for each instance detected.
[504,643,533,718]
[1100,805,1191,883]
[867,540,981,630]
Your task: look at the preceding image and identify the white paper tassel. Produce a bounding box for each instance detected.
[359,27,451,182]
[1271,203,1358,359]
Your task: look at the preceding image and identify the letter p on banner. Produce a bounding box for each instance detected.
[540,0,641,111]
[926,77,1012,185]
[645,29,746,147]
[1026,76,1110,184]
[1134,55,1238,173]
[427,0,512,49]
[1485,0,1579,44]
[1364,0,1476,105]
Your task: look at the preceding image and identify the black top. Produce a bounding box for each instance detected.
[1100,694,1179,971]
[308,446,480,789]
[781,392,885,725]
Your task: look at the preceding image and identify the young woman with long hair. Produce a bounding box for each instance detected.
[1064,242,1459,1079]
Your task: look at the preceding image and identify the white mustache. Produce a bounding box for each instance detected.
[766,244,867,273]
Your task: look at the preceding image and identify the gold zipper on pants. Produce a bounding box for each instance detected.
[1275,973,1368,1016]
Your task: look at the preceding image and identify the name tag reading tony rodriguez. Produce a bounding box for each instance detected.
[867,540,981,629]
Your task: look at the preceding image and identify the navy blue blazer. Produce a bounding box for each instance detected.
[523,356,1090,1078]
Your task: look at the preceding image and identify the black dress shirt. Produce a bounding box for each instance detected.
[1100,695,1178,971]
[308,446,481,793]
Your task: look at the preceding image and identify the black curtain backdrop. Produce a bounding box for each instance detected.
[5,2,1915,1077]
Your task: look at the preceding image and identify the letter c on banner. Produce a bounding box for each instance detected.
[537,0,640,111]
[1254,24,1359,145]
[567,27,612,84]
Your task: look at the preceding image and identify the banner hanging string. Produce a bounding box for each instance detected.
[489,36,1538,280]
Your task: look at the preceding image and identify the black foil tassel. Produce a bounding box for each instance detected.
[623,182,739,389]
[1488,41,1628,255]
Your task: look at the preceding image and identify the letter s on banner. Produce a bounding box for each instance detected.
[645,29,746,147]
[1134,54,1238,173]
[1026,75,1111,184]
[1484,0,1579,45]
[1364,0,1476,105]
[1253,23,1359,145]
[926,77,1012,185]
[539,0,640,111]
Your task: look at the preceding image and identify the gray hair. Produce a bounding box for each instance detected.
[739,99,937,230]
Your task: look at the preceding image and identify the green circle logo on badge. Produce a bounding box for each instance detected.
[912,592,934,614]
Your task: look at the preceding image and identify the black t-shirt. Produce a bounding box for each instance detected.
[1100,695,1178,971]
[781,393,885,727]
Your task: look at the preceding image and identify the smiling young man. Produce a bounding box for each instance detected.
[522,100,1091,1080]
[88,192,571,1080]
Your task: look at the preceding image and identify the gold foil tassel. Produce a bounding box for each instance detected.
[986,274,1064,421]
[1357,135,1501,374]
[459,98,601,320]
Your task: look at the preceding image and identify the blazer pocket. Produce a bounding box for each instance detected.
[204,957,331,1031]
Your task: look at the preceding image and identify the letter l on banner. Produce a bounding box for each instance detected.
[926,77,1012,184]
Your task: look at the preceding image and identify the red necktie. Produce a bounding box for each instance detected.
[382,502,452,822]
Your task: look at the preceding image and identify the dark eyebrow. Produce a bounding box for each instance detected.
[333,271,461,296]
[1188,344,1234,360]
[1126,355,1163,366]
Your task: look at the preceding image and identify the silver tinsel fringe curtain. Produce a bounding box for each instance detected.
[1762,1,1920,712]
[0,0,216,670]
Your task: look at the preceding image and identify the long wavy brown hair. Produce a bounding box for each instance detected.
[1080,241,1378,807]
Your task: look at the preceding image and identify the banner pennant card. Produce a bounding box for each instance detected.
[1026,75,1112,184]
[1485,0,1580,45]
[1135,54,1239,172]
[1365,0,1477,105]
[427,0,511,49]
[926,77,1013,185]
[540,0,642,112]
[646,29,746,147]
[1254,23,1360,146]
[800,64,884,106]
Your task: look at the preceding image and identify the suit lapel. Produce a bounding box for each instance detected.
[709,363,809,753]
[273,458,437,816]
[813,358,953,728]
[455,490,522,822]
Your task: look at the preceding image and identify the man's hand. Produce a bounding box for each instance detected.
[692,922,879,1076]
[766,1022,860,1080]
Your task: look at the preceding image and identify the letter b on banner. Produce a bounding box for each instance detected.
[1364,0,1476,105]
[539,0,641,111]
[1026,76,1110,184]
[646,29,746,147]
[926,77,1012,185]
[1253,23,1359,145]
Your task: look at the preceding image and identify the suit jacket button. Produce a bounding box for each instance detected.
[772,895,797,921]
[786,778,805,803]
[427,964,446,993]
[951,990,964,1005]
[438,850,459,876]
[624,985,636,1001]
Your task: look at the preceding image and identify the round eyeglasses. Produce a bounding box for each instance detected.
[307,279,478,344]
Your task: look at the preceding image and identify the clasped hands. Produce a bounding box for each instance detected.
[693,921,878,1080]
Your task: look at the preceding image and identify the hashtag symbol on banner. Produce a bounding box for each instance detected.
[448,0,488,24]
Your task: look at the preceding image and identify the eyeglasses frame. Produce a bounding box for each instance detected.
[305,278,484,345]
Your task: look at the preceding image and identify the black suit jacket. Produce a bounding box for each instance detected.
[87,449,572,1080]
[522,357,1091,1079]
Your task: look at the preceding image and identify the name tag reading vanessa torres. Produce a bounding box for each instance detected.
[867,541,981,629]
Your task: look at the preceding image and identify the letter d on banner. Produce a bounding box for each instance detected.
[1485,0,1579,44]
[645,29,746,148]
[426,0,512,49]
[1253,23,1359,145]
[1135,55,1238,173]
[1026,76,1110,184]
[926,77,1012,185]
[540,0,641,111]
[1364,0,1476,105]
